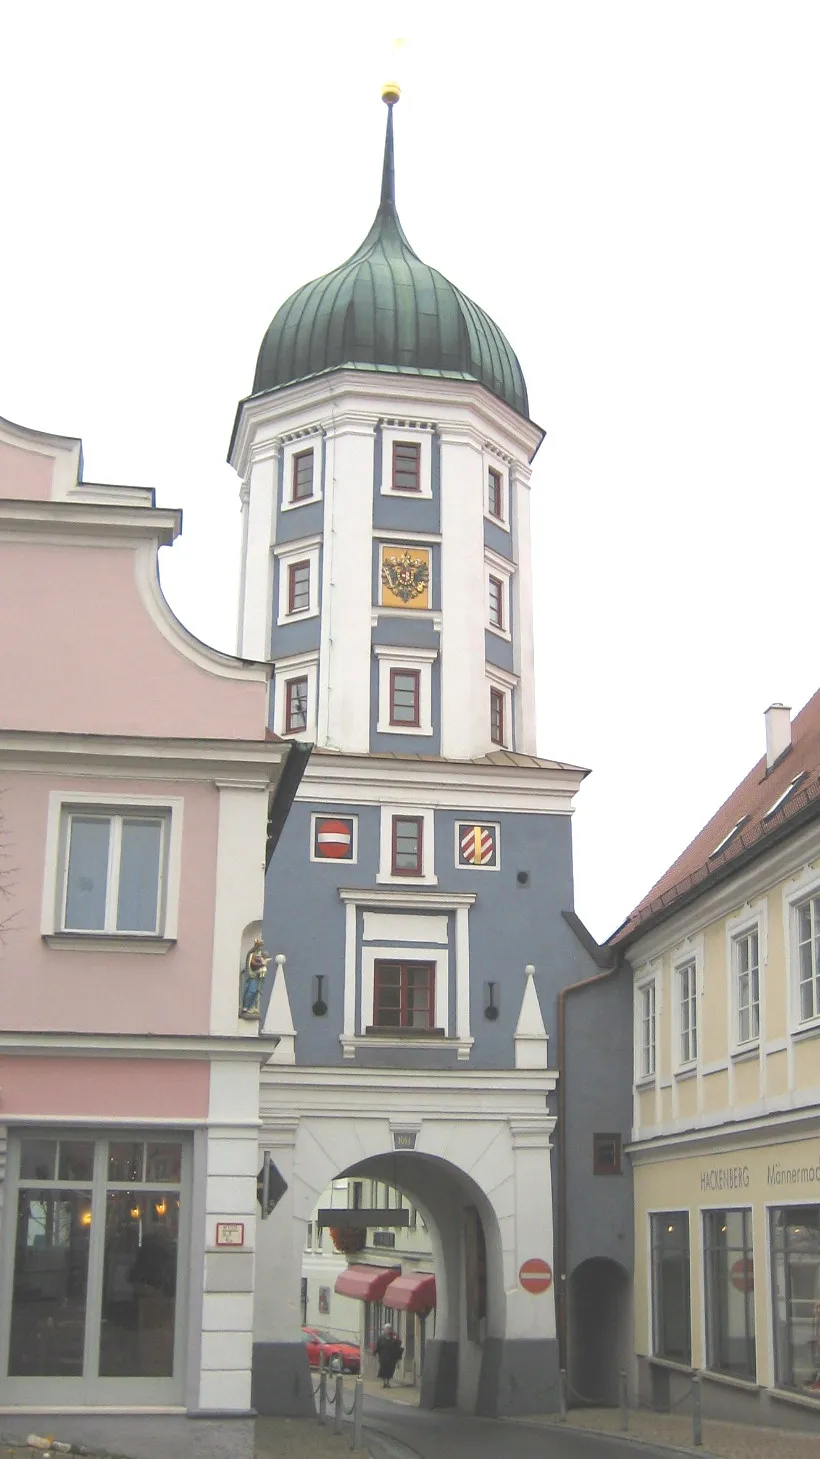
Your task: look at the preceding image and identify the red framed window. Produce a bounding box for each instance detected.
[488,467,503,519]
[284,675,308,733]
[287,559,311,614]
[291,449,314,501]
[490,687,505,746]
[391,815,423,876]
[392,441,421,492]
[373,960,435,1029]
[389,668,420,727]
[488,575,504,630]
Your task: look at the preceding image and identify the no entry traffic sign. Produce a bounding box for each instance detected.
[519,1258,553,1294]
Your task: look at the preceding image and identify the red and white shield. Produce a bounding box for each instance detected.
[460,825,495,866]
[315,818,354,859]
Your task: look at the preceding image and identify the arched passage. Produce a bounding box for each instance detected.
[251,1075,559,1418]
[567,1257,631,1407]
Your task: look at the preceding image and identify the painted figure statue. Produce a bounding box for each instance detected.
[239,937,271,1019]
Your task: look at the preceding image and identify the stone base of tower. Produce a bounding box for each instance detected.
[251,1343,315,1417]
[475,1337,561,1416]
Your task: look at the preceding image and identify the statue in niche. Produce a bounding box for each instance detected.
[239,937,271,1020]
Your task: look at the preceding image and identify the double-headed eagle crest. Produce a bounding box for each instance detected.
[381,548,429,604]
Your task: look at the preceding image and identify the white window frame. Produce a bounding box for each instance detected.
[674,947,701,1071]
[483,453,510,530]
[784,867,820,1033]
[485,549,513,641]
[273,650,319,741]
[41,791,183,949]
[635,975,657,1082]
[374,644,436,736]
[377,804,437,886]
[486,665,516,750]
[726,903,765,1055]
[275,537,321,624]
[281,434,322,512]
[380,424,433,499]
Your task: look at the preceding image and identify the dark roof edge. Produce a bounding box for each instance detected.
[610,790,820,951]
[561,910,620,970]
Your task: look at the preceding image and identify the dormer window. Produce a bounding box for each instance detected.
[392,441,421,492]
[292,449,314,502]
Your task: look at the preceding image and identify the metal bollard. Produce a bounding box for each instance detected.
[334,1373,344,1435]
[351,1374,364,1452]
[318,1366,327,1425]
[619,1368,629,1432]
[558,1368,567,1421]
[692,1373,702,1447]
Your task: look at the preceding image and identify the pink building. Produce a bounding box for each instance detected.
[0,414,306,1411]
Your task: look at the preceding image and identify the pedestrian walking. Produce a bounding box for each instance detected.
[375,1323,403,1387]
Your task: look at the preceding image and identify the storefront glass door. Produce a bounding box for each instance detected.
[1,1131,190,1405]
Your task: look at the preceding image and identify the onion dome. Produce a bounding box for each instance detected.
[252,91,528,418]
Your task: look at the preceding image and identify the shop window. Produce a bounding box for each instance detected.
[392,441,421,491]
[703,1209,756,1380]
[391,815,423,876]
[650,1212,691,1364]
[373,1231,397,1249]
[771,1205,820,1396]
[593,1133,622,1175]
[372,960,435,1030]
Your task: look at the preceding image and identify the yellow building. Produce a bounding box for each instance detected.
[613,695,820,1429]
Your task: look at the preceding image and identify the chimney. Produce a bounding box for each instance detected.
[765,703,792,771]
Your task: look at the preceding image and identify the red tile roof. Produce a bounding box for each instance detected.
[611,688,820,946]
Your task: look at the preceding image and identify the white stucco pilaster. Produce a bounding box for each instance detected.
[318,417,375,752]
[439,424,489,759]
[240,442,278,661]
[506,1117,557,1341]
[511,461,537,753]
[210,781,271,1036]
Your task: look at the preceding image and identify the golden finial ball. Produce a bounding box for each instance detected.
[382,82,401,106]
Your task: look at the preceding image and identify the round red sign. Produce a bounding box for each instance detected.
[315,818,353,859]
[519,1258,553,1294]
[730,1257,754,1293]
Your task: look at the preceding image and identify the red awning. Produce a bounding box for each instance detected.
[334,1265,398,1302]
[383,1272,437,1313]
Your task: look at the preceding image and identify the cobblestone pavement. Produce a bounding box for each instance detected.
[515,1406,820,1459]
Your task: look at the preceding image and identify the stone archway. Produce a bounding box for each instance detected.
[567,1257,631,1407]
[251,1067,559,1417]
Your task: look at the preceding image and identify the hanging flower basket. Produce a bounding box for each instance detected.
[329,1226,366,1254]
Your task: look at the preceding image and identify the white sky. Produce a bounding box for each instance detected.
[2,2,818,942]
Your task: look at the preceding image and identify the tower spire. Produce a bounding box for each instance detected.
[380,83,400,207]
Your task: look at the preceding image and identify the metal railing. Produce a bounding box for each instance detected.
[558,1367,703,1448]
[312,1359,365,1451]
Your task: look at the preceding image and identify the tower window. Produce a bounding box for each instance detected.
[593,1133,623,1175]
[488,575,504,630]
[391,815,423,876]
[490,687,505,746]
[392,441,421,492]
[287,559,311,614]
[292,449,314,501]
[389,669,420,727]
[284,676,309,734]
[487,467,503,519]
[373,960,435,1029]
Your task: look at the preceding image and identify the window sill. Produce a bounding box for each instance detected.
[278,608,319,626]
[377,722,433,737]
[282,494,321,512]
[43,932,176,954]
[365,1026,446,1038]
[700,1369,760,1392]
[376,874,438,887]
[484,512,510,532]
[486,624,512,643]
[634,1074,656,1089]
[792,1020,820,1043]
[341,1034,473,1061]
[674,1063,698,1081]
[730,1042,760,1063]
[769,1385,820,1410]
[647,1356,694,1375]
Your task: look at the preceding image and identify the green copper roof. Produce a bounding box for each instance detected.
[252,105,529,418]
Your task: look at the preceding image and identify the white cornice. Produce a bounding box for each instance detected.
[0,496,180,546]
[0,730,288,781]
[259,1065,558,1113]
[296,752,583,813]
[229,371,543,478]
[628,1098,820,1159]
[339,887,476,910]
[0,1031,279,1061]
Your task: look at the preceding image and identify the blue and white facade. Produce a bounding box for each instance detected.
[227,101,603,1417]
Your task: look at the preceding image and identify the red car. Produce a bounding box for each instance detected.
[302,1326,361,1374]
